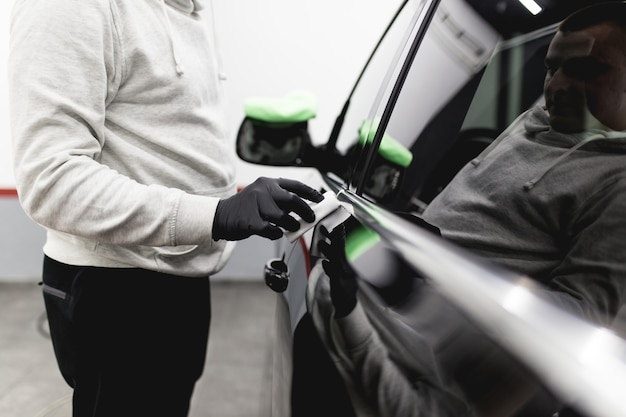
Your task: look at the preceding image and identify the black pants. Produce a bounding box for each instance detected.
[41,256,211,417]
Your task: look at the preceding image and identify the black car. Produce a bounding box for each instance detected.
[236,1,626,416]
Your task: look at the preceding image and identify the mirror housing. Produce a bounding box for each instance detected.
[236,90,320,167]
[236,117,313,166]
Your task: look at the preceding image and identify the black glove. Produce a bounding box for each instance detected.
[213,177,324,241]
[318,225,358,318]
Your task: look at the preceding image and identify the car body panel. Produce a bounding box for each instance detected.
[238,1,626,416]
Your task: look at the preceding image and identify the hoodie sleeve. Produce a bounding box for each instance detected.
[8,0,218,247]
[544,177,626,326]
[307,263,473,417]
[332,303,474,417]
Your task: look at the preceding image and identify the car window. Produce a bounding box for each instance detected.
[352,0,564,212]
[410,26,557,210]
[328,1,425,188]
[331,1,419,153]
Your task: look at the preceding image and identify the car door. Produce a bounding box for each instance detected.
[308,1,626,416]
[235,0,626,416]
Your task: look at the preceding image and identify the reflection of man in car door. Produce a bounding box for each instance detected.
[423,1,626,327]
[312,2,626,417]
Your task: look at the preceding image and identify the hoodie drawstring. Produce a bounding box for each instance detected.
[159,0,226,80]
[523,134,605,191]
[209,0,227,80]
[160,0,185,76]
[468,104,617,192]
[471,109,533,168]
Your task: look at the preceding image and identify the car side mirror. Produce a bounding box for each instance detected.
[236,117,313,166]
[234,95,413,206]
[235,91,320,167]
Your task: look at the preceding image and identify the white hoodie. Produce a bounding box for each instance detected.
[8,0,237,276]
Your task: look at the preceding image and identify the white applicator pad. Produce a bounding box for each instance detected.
[283,191,351,242]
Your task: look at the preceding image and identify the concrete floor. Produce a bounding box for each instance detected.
[0,280,276,417]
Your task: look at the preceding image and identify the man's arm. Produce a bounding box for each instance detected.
[8,0,192,246]
[543,178,626,325]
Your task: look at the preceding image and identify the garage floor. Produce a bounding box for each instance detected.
[0,280,276,417]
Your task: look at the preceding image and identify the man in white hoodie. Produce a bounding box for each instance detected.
[8,0,322,416]
[312,2,626,417]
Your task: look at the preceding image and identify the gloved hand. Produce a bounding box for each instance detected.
[318,224,358,318]
[213,177,324,241]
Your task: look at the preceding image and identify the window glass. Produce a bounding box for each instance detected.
[370,0,562,211]
[328,0,425,189]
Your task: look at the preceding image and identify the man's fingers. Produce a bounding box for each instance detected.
[284,195,316,223]
[257,195,301,231]
[322,259,339,280]
[214,176,323,241]
[274,214,300,232]
[329,224,346,242]
[267,188,316,223]
[249,219,283,240]
[258,225,284,240]
[318,240,331,257]
[277,178,324,203]
[260,179,318,223]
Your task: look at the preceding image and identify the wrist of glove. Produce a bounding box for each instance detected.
[213,177,323,241]
[319,225,358,318]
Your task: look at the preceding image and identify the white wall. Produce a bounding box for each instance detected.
[0,0,402,281]
[215,0,404,184]
[1,5,13,188]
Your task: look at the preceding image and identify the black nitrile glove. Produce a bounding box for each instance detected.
[318,225,358,318]
[213,177,324,241]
